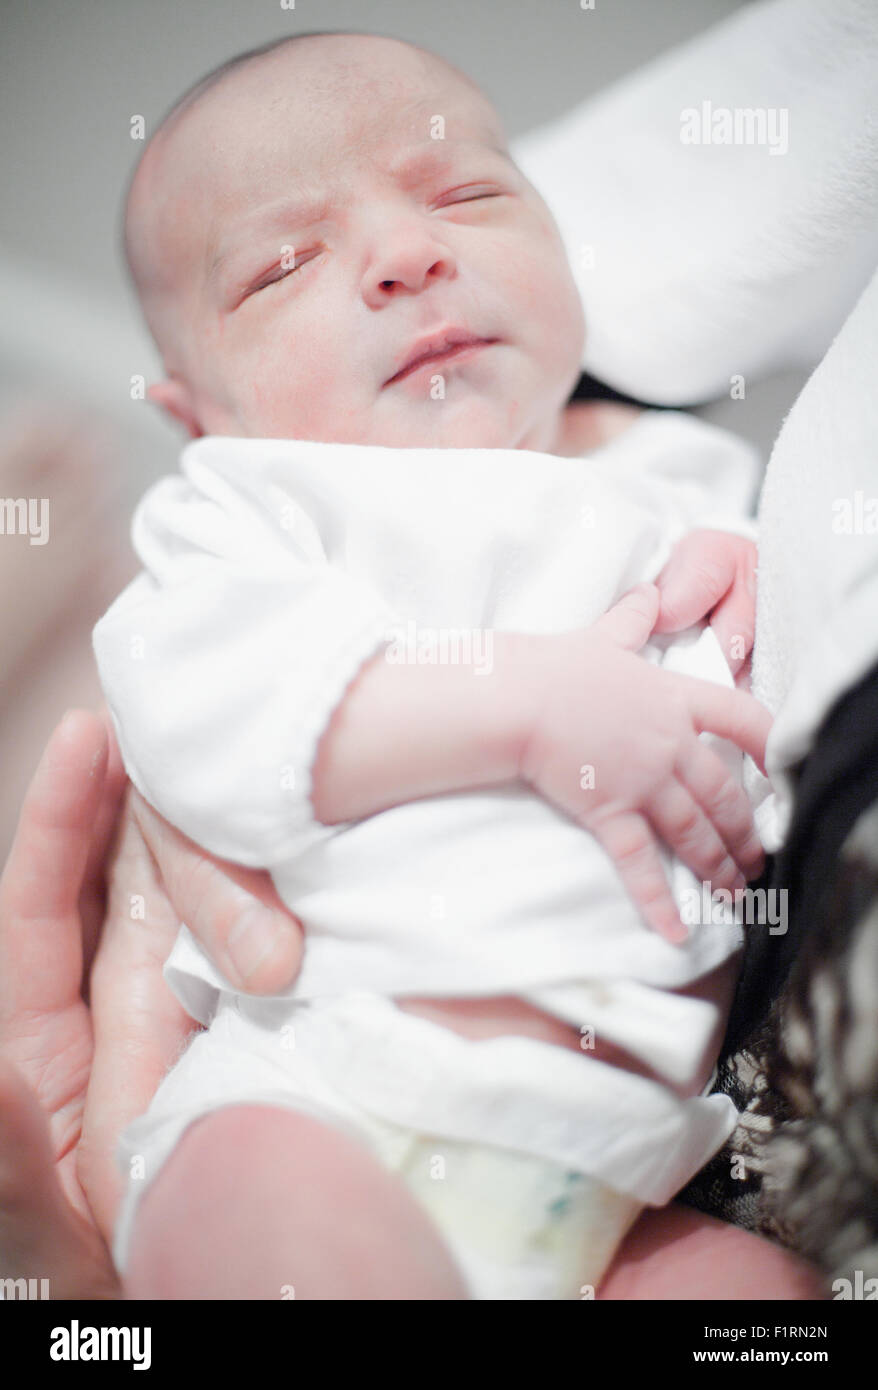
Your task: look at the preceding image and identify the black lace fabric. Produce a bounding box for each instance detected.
[676,672,878,1290]
[677,1008,796,1246]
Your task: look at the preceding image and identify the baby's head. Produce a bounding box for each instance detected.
[125,30,585,452]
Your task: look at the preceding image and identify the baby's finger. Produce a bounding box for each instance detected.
[675,740,765,882]
[687,682,772,775]
[708,581,755,677]
[588,808,688,945]
[645,779,745,897]
[129,791,305,993]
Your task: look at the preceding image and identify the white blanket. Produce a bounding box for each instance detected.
[94,412,757,1029]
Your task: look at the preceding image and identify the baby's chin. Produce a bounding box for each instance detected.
[361,396,548,452]
[367,423,520,451]
[246,388,554,451]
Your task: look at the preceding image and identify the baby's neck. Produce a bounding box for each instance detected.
[512,409,568,456]
[551,401,643,456]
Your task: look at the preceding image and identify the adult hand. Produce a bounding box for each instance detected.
[0,710,124,1297]
[83,775,306,1245]
[0,709,306,1295]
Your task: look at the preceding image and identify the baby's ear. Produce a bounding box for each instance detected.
[146,380,203,439]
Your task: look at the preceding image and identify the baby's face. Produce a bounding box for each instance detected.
[130,35,585,452]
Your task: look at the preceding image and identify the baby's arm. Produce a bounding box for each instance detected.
[311,584,768,943]
[95,462,767,947]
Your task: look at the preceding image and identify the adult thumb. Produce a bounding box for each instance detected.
[592,583,660,651]
[0,1057,65,1261]
[0,1058,120,1297]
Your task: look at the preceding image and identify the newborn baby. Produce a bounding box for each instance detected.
[93,31,769,1300]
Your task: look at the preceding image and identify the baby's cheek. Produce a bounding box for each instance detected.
[238,332,365,441]
[234,333,319,433]
[504,228,584,367]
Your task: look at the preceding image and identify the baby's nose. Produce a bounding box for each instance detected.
[362,237,456,304]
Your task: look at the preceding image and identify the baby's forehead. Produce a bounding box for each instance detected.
[153,45,493,225]
[126,35,505,331]
[172,35,499,162]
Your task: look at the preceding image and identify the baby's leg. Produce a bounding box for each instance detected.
[597,1202,826,1300]
[124,1104,469,1299]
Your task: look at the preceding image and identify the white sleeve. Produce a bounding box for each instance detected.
[92,460,402,868]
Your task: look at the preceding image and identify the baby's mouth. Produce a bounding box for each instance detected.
[384,330,498,386]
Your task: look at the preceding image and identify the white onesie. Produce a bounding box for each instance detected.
[93,410,762,1299]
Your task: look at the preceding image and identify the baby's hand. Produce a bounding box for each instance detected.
[654,530,758,677]
[518,585,770,944]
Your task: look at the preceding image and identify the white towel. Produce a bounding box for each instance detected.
[754,269,878,847]
[510,0,878,849]
[509,0,878,404]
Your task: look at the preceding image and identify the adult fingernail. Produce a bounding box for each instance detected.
[227,907,281,985]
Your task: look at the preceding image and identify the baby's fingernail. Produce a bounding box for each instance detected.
[664,918,689,945]
[227,907,280,984]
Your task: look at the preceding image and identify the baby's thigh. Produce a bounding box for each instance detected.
[596,1202,826,1300]
[124,1103,470,1300]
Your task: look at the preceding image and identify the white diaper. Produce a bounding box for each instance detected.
[112,989,736,1299]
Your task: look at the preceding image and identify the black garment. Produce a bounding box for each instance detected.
[720,652,878,1062]
[678,653,878,1254]
[567,370,685,411]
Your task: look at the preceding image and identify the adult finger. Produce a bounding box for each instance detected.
[644,778,746,897]
[590,584,660,651]
[79,710,128,987]
[587,808,688,945]
[84,791,200,1248]
[654,536,733,634]
[128,791,305,994]
[0,1056,120,1299]
[0,709,107,1023]
[686,681,773,775]
[675,740,765,883]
